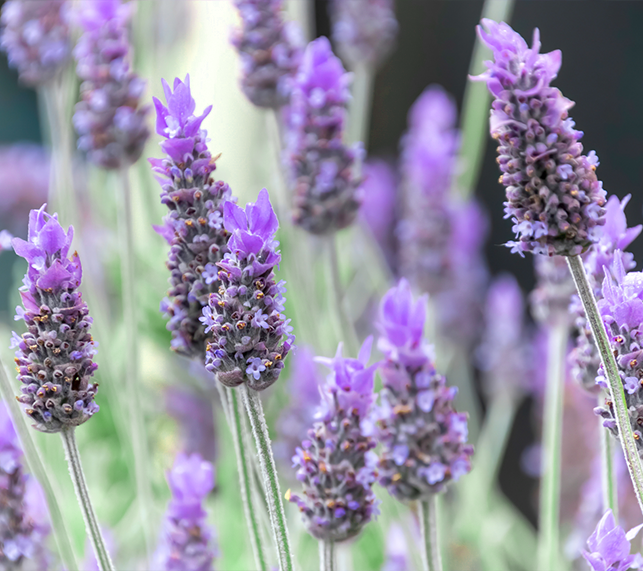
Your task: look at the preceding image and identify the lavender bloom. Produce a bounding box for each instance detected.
[475,19,606,257]
[287,36,362,235]
[0,230,13,252]
[150,75,235,361]
[231,0,302,108]
[73,0,150,169]
[202,189,294,391]
[530,254,575,325]
[329,0,398,69]
[287,339,379,542]
[374,279,473,500]
[0,0,71,86]
[11,205,99,432]
[582,510,643,571]
[154,453,217,571]
[381,523,412,571]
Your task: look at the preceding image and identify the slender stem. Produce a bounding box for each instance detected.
[537,321,567,571]
[420,497,442,571]
[349,64,374,154]
[229,387,269,571]
[60,427,115,571]
[0,360,79,571]
[117,168,154,561]
[599,391,618,518]
[567,255,643,512]
[319,539,336,571]
[241,385,294,571]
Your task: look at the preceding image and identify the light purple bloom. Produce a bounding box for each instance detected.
[582,509,643,571]
[381,523,412,571]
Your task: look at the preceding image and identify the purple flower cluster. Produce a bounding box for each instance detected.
[231,0,302,108]
[0,0,71,86]
[150,76,235,360]
[582,509,643,571]
[202,189,294,391]
[287,339,379,542]
[154,453,217,571]
[475,19,606,257]
[73,0,150,169]
[287,36,362,235]
[373,279,473,500]
[11,205,99,432]
[329,0,398,69]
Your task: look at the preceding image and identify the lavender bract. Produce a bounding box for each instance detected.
[287,36,362,235]
[11,205,99,432]
[202,188,294,391]
[0,0,71,86]
[374,279,473,500]
[231,0,302,108]
[582,509,643,571]
[287,339,379,542]
[475,19,606,257]
[150,75,235,361]
[73,0,149,169]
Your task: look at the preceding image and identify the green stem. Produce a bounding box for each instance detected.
[537,321,567,570]
[241,385,294,571]
[229,387,269,571]
[420,497,442,571]
[60,427,115,571]
[599,391,618,518]
[566,255,643,514]
[0,361,79,571]
[349,64,374,153]
[319,539,336,571]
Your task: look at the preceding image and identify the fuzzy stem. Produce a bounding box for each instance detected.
[349,64,374,153]
[420,497,442,571]
[229,387,269,571]
[117,168,154,561]
[599,391,618,518]
[537,321,567,570]
[319,539,336,571]
[241,385,294,571]
[566,255,643,514]
[60,427,115,571]
[0,360,79,571]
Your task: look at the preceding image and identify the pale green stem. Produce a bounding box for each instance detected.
[456,0,515,199]
[0,361,79,571]
[60,427,115,571]
[241,385,294,571]
[537,321,567,571]
[599,391,618,518]
[117,168,154,561]
[349,64,374,154]
[566,255,643,514]
[420,497,442,571]
[319,539,336,571]
[287,0,314,42]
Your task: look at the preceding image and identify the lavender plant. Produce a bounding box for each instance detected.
[582,509,643,571]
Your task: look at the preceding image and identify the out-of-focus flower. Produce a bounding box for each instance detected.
[73,0,150,169]
[582,509,643,571]
[0,230,14,252]
[11,205,99,432]
[0,0,71,86]
[287,339,379,542]
[203,189,294,391]
[530,254,575,325]
[381,523,412,571]
[474,19,606,257]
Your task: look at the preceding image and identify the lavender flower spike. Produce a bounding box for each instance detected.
[374,279,473,500]
[151,75,235,361]
[203,188,294,391]
[0,0,71,86]
[474,19,606,257]
[287,338,379,542]
[582,509,643,571]
[11,205,99,432]
[232,0,302,108]
[73,0,149,169]
[154,453,218,571]
[287,36,362,234]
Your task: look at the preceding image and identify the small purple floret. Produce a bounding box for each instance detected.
[582,509,643,571]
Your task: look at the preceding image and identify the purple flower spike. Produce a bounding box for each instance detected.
[329,0,398,69]
[11,205,99,432]
[287,339,379,542]
[286,36,362,235]
[203,189,293,391]
[474,19,606,257]
[582,509,643,571]
[373,280,473,500]
[232,0,302,108]
[151,76,236,361]
[0,0,71,86]
[154,453,218,571]
[73,0,150,169]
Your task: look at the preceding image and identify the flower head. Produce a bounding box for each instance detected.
[582,509,643,571]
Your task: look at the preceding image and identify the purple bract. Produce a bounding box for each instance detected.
[582,509,643,571]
